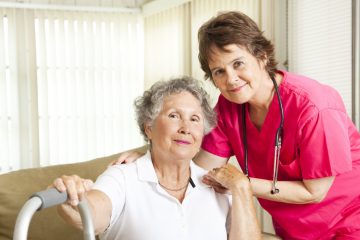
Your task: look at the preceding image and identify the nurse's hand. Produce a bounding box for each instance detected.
[108,150,144,166]
[50,175,94,206]
[203,164,250,194]
[108,145,149,166]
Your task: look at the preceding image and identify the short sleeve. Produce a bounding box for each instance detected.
[92,166,126,228]
[201,101,234,158]
[298,108,352,179]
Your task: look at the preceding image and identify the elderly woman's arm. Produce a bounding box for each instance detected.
[52,175,112,234]
[206,164,261,240]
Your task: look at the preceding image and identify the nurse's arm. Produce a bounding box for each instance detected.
[194,149,229,170]
[250,176,335,204]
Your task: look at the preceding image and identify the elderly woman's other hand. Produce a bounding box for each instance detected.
[50,175,94,206]
[203,164,251,194]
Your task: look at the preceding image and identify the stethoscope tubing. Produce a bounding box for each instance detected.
[241,76,284,194]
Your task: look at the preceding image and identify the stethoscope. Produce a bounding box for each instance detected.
[241,76,284,194]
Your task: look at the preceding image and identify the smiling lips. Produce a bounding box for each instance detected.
[174,140,191,145]
[229,83,247,93]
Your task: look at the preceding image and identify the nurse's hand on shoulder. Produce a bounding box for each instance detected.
[203,164,250,194]
[108,150,144,166]
[49,175,94,206]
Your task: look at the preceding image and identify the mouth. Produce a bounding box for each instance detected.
[229,83,247,93]
[174,140,191,145]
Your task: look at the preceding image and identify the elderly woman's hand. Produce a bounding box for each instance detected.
[203,164,251,194]
[50,175,94,206]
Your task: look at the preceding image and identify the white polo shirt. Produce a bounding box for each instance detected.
[92,152,231,240]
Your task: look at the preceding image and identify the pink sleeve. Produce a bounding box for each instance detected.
[298,108,352,179]
[201,103,234,158]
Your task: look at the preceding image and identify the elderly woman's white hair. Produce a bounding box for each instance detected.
[134,76,217,141]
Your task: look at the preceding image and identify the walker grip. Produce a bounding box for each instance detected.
[31,188,67,210]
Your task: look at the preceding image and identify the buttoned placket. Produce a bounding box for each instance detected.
[155,184,193,240]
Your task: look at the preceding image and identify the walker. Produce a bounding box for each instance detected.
[13,188,95,240]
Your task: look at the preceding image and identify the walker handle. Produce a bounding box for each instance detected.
[31,188,67,209]
[13,188,95,240]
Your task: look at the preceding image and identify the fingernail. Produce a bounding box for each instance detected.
[71,199,79,205]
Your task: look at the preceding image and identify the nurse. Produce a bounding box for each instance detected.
[116,11,360,239]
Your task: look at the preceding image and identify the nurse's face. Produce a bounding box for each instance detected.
[208,44,268,104]
[145,91,205,161]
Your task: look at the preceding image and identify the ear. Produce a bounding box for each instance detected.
[144,123,152,140]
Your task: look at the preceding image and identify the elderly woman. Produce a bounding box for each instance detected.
[51,77,261,240]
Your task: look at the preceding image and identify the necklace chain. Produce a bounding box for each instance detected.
[158,178,189,191]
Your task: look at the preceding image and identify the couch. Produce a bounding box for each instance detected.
[0,151,281,240]
[0,152,119,240]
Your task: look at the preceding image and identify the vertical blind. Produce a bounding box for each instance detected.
[288,0,352,115]
[34,10,144,166]
[0,8,144,173]
[0,9,20,173]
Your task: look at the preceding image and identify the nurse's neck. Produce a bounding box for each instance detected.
[248,74,282,130]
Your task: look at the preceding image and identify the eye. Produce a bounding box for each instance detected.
[168,113,179,119]
[212,69,224,77]
[233,60,244,69]
[191,115,200,122]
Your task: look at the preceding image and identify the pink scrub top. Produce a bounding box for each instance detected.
[202,70,360,239]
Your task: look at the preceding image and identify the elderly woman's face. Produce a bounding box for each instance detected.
[145,91,205,161]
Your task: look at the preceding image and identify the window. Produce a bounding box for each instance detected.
[0,8,144,173]
[288,0,353,116]
[0,11,20,173]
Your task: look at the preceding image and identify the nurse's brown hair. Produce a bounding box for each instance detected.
[198,11,278,81]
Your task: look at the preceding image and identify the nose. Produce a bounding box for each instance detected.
[178,120,190,135]
[226,69,239,85]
